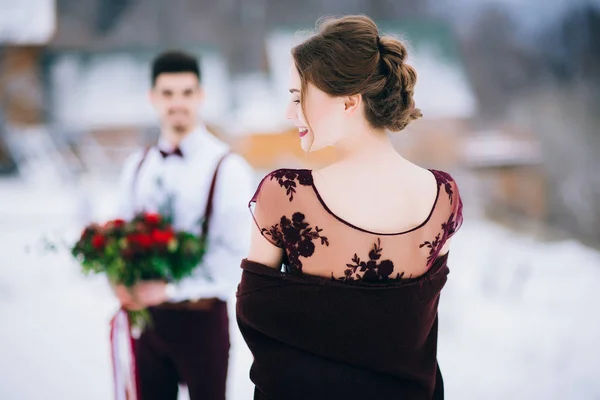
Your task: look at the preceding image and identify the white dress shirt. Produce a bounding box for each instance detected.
[118,126,254,302]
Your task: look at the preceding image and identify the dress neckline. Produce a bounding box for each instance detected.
[307,169,441,236]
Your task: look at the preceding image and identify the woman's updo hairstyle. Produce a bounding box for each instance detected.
[292,15,422,132]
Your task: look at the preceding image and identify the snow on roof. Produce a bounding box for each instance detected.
[0,0,56,44]
[462,130,542,167]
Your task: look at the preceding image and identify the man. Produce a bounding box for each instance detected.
[113,51,253,400]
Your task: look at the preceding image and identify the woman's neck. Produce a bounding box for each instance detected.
[334,127,399,165]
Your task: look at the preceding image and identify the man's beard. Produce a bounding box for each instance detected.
[172,124,188,134]
[167,109,192,135]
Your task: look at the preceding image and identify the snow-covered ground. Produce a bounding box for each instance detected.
[1,176,599,400]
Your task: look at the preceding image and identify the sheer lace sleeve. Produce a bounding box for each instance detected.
[448,177,464,239]
[249,172,286,248]
[415,170,464,269]
[429,170,463,239]
[249,169,317,250]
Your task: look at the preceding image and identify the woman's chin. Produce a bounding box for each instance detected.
[300,135,315,153]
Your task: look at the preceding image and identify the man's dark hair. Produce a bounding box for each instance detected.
[151,51,201,86]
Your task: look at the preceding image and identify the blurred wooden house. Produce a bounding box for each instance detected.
[0,1,55,175]
[460,128,546,221]
[1,1,236,176]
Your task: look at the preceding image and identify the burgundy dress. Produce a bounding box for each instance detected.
[236,169,463,400]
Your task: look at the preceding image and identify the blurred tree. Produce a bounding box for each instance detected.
[52,0,429,72]
[507,4,600,243]
[440,1,600,242]
[533,5,600,243]
[460,5,537,123]
[95,0,134,35]
[543,4,600,83]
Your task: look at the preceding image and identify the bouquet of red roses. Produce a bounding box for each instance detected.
[72,211,204,329]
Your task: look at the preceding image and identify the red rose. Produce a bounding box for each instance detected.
[103,219,125,232]
[128,233,153,249]
[144,213,161,225]
[139,234,153,248]
[91,234,106,250]
[151,229,174,246]
[81,223,99,239]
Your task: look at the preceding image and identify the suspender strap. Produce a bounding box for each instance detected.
[130,146,152,203]
[201,152,230,236]
[129,146,230,237]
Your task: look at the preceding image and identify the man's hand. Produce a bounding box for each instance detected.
[130,281,169,307]
[111,284,145,310]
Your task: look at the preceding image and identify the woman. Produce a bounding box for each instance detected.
[236,15,463,400]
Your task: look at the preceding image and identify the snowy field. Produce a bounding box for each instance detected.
[1,176,599,400]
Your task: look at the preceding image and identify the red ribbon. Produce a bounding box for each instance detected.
[109,309,140,400]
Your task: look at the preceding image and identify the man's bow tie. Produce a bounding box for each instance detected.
[159,147,183,159]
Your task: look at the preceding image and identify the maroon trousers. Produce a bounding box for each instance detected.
[134,300,230,400]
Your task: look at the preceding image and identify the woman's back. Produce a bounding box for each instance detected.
[314,158,439,236]
[249,161,462,281]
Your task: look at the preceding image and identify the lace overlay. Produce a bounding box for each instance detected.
[249,168,463,281]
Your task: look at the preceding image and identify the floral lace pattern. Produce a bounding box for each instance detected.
[419,209,460,266]
[432,170,454,204]
[262,212,329,272]
[336,238,408,282]
[254,168,462,281]
[269,169,313,202]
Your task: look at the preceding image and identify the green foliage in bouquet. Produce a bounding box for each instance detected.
[72,212,204,287]
[68,211,206,332]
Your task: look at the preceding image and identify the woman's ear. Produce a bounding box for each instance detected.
[343,94,361,113]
